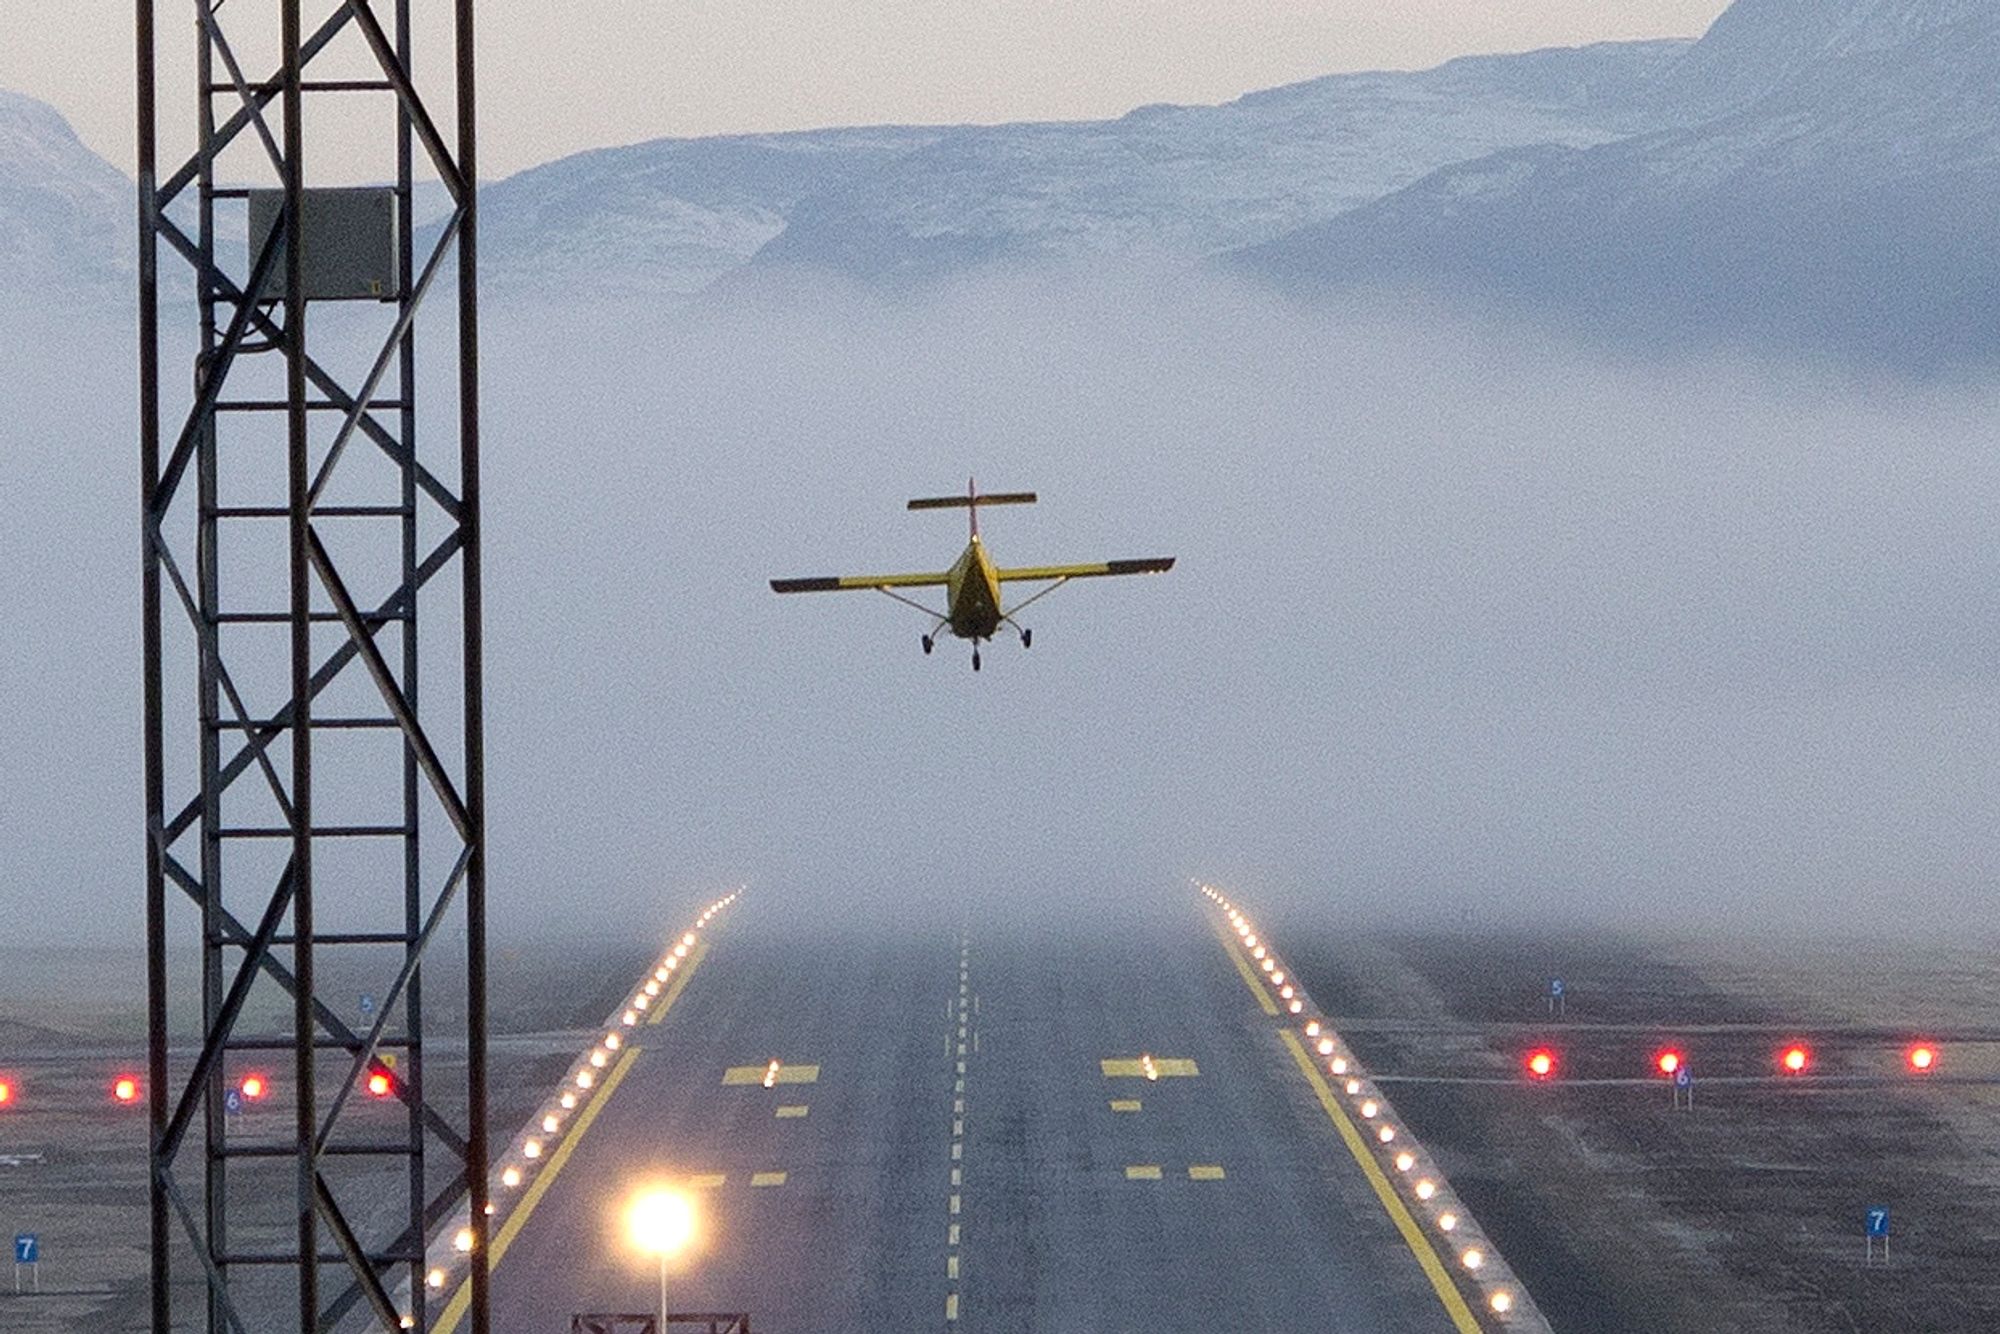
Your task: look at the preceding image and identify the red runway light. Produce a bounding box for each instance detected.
[240,1074,268,1101]
[1525,1049,1557,1079]
[0,1080,12,1106]
[1908,1044,1937,1073]
[113,1076,141,1103]
[1779,1044,1810,1075]
[1655,1050,1683,1077]
[365,1069,394,1098]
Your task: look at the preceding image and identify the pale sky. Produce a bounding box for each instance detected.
[7,1,1729,181]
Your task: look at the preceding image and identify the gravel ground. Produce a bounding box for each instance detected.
[1273,919,2000,1332]
[0,937,657,1331]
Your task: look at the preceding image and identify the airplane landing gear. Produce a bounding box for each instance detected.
[922,634,934,655]
[1021,627,1033,649]
[972,647,982,672]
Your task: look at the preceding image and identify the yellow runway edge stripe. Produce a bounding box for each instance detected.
[1278,1028,1481,1333]
[1213,919,1279,1015]
[434,939,712,1334]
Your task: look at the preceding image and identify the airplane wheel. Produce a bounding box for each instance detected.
[972,650,982,672]
[922,635,934,655]
[1022,628,1033,649]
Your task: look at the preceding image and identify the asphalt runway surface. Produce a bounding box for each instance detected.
[468,900,1470,1333]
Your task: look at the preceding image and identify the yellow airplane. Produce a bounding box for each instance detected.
[771,481,1174,670]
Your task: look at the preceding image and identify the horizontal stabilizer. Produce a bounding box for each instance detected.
[908,492,1037,511]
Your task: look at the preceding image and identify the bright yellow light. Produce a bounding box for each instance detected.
[1305,1021,1321,1038]
[1415,1179,1436,1200]
[1395,1152,1415,1172]
[560,1092,577,1110]
[576,1071,595,1089]
[523,1139,542,1159]
[644,981,661,997]
[453,1227,475,1254]
[1331,1058,1349,1075]
[589,1051,608,1069]
[1360,1099,1378,1118]
[1377,1125,1395,1143]
[1345,1079,1362,1095]
[542,1114,559,1133]
[1287,1000,1303,1014]
[682,933,696,948]
[1491,1291,1514,1314]
[626,1187,698,1260]
[1439,1212,1459,1232]
[1252,946,1267,960]
[1461,1248,1484,1271]
[501,1166,522,1188]
[425,1269,445,1289]
[1271,971,1286,986]
[605,1033,622,1050]
[1317,1038,1335,1056]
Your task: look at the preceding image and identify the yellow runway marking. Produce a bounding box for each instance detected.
[723,1063,819,1085]
[951,1143,962,1161]
[775,1104,809,1119]
[948,1223,960,1245]
[947,1254,959,1279]
[1100,1058,1199,1078]
[434,939,711,1333]
[1188,1165,1226,1181]
[951,1168,962,1187]
[1214,920,1280,1016]
[1279,1029,1481,1334]
[686,1173,727,1189]
[1109,1099,1142,1112]
[751,1171,788,1187]
[949,1194,961,1214]
[946,1293,959,1321]
[1124,1165,1163,1180]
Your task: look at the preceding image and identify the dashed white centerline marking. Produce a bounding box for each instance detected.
[946,935,972,1327]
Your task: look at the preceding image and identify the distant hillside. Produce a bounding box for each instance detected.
[0,89,129,299]
[477,40,1689,297]
[1239,0,2000,366]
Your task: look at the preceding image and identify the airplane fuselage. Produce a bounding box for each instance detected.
[945,536,1004,640]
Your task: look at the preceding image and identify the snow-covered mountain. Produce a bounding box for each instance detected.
[0,89,129,300]
[1241,0,2000,365]
[479,39,1689,297]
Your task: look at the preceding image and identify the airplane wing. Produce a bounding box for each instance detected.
[995,558,1175,582]
[770,572,950,593]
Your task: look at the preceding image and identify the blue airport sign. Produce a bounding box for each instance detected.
[14,1234,37,1264]
[224,1088,244,1117]
[359,993,376,1017]
[1549,978,1565,998]
[1675,1067,1692,1088]
[1866,1207,1890,1238]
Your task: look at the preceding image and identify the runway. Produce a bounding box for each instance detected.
[469,897,1474,1332]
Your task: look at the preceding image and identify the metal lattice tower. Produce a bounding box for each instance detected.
[138,2,489,1328]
